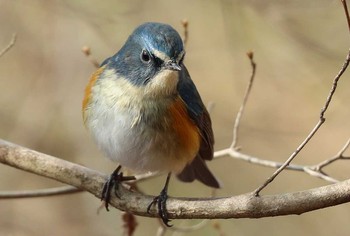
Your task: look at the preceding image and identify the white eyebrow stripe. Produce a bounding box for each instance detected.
[152,50,169,61]
[151,49,185,63]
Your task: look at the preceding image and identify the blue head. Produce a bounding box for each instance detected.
[105,22,185,86]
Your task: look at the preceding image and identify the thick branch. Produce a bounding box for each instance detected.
[1,139,350,220]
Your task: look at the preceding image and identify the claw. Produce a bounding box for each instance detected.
[147,173,172,227]
[101,165,135,211]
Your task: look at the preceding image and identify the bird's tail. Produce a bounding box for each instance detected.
[176,155,220,188]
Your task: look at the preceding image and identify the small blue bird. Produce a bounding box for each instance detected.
[83,22,220,226]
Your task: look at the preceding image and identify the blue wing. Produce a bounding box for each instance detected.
[176,65,220,188]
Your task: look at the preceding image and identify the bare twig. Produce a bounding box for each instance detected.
[214,148,340,183]
[302,167,339,183]
[254,121,324,195]
[254,48,350,196]
[342,0,350,34]
[0,186,81,198]
[231,51,256,149]
[181,19,189,47]
[132,172,161,183]
[215,148,305,170]
[82,46,100,68]
[213,49,342,184]
[0,34,17,58]
[313,139,350,171]
[0,171,158,199]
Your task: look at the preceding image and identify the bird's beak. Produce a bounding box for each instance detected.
[165,60,181,71]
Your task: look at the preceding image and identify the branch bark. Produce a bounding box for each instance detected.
[1,139,350,220]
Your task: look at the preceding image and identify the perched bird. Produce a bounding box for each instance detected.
[82,22,220,226]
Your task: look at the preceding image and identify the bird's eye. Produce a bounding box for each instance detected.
[140,50,151,63]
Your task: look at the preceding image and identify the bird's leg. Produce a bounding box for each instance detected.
[147,173,172,227]
[101,165,136,211]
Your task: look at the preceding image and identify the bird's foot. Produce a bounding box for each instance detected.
[147,186,172,227]
[101,165,135,211]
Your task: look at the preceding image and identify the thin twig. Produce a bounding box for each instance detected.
[215,148,305,171]
[215,148,340,183]
[82,46,100,68]
[214,48,341,185]
[181,19,189,47]
[254,120,324,195]
[132,172,162,183]
[342,0,350,34]
[231,51,256,149]
[302,167,339,183]
[253,0,350,196]
[0,171,158,199]
[254,48,350,196]
[0,186,81,198]
[313,138,350,171]
[0,34,17,58]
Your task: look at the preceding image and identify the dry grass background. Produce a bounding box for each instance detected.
[1,0,350,235]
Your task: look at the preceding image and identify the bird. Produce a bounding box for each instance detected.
[82,22,220,226]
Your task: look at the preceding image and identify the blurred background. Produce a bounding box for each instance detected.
[1,0,350,235]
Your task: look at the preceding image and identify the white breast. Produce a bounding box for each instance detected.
[84,69,191,174]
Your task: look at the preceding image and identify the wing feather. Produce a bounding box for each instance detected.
[176,65,219,188]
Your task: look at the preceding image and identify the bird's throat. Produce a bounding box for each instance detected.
[144,69,179,98]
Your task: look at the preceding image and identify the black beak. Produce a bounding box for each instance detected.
[165,60,181,71]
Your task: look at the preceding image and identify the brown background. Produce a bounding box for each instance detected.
[1,0,350,235]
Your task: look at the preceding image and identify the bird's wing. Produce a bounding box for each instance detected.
[177,65,220,188]
[177,65,214,160]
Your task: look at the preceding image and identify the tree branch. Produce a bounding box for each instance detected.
[2,139,350,220]
[313,138,350,171]
[254,47,350,196]
[81,46,100,68]
[214,148,340,183]
[0,33,17,58]
[181,19,189,47]
[231,51,256,150]
[0,186,81,198]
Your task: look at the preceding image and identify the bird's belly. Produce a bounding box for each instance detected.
[87,104,199,174]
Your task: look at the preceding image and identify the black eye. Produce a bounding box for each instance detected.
[140,50,151,63]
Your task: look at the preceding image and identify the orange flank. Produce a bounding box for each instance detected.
[82,65,105,121]
[169,97,200,163]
